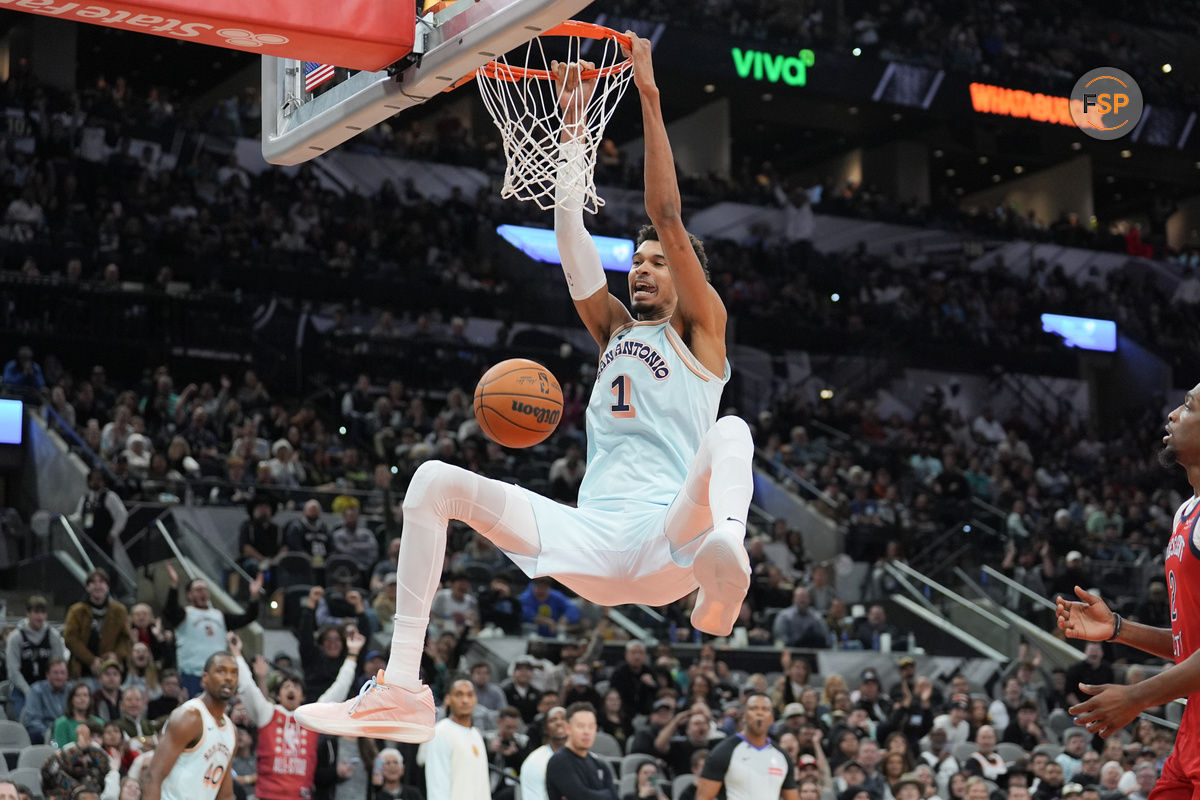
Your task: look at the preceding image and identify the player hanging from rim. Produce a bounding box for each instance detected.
[1057,382,1200,800]
[294,31,754,743]
[143,649,238,800]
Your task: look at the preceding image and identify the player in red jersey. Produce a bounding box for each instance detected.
[1057,383,1200,798]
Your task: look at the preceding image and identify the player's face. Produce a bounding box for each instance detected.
[447,680,477,720]
[1162,382,1200,468]
[546,708,568,742]
[629,239,677,318]
[203,655,239,702]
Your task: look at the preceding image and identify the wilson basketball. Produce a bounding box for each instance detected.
[474,358,563,448]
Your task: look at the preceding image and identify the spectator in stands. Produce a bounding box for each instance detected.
[503,656,543,724]
[64,569,131,679]
[1002,698,1046,751]
[286,499,332,580]
[42,724,116,800]
[610,641,657,717]
[0,782,16,800]
[330,498,378,577]
[772,652,813,711]
[629,698,677,756]
[236,494,284,591]
[1075,751,1104,787]
[478,574,523,635]
[548,443,585,503]
[162,562,263,697]
[486,706,530,787]
[855,604,903,650]
[989,677,1024,732]
[146,669,185,723]
[127,603,172,672]
[929,695,971,748]
[773,587,830,648]
[91,656,125,722]
[298,586,368,700]
[654,710,722,779]
[855,670,893,728]
[5,594,65,720]
[469,662,507,712]
[431,573,479,637]
[209,455,254,506]
[2,345,46,390]
[1057,729,1090,782]
[521,706,567,800]
[52,681,104,747]
[962,725,1006,781]
[67,469,129,560]
[519,577,581,638]
[20,656,68,744]
[1063,642,1115,707]
[116,686,157,741]
[265,440,306,487]
[370,748,423,800]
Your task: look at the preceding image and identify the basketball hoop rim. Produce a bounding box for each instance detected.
[477,20,632,82]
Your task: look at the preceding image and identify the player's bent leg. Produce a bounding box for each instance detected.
[296,460,540,742]
[665,415,754,637]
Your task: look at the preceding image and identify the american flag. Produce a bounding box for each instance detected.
[304,61,335,92]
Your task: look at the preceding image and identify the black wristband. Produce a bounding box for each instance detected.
[1107,613,1122,642]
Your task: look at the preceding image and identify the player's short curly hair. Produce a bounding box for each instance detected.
[635,224,710,281]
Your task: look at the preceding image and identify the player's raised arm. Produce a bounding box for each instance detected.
[626,31,726,336]
[552,59,633,348]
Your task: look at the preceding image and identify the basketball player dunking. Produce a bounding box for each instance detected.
[296,32,755,743]
[1058,383,1200,798]
[143,650,238,800]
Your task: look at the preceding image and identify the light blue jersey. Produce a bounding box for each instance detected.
[500,317,733,606]
[578,318,729,508]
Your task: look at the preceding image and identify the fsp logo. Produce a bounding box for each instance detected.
[216,28,290,47]
[1069,67,1143,140]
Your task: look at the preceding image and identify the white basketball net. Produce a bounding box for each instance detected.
[476,29,634,214]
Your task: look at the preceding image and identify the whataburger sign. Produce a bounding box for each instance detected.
[0,0,413,71]
[969,81,1077,126]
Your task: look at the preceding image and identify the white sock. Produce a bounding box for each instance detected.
[384,615,429,688]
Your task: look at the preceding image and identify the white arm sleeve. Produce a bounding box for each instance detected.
[235,654,277,727]
[554,141,607,301]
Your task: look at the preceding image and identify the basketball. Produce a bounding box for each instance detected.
[473,358,563,448]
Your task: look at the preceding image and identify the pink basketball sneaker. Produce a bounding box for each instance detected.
[295,671,435,742]
[690,521,751,636]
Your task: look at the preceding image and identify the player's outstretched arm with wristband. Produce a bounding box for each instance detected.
[551,59,632,348]
[1057,585,1192,737]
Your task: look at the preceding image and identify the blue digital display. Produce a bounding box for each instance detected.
[1041,313,1117,352]
[0,398,22,444]
[497,224,635,273]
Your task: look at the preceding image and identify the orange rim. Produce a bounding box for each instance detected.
[477,20,632,82]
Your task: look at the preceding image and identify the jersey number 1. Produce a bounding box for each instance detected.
[610,375,636,418]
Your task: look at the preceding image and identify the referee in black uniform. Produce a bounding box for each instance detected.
[546,701,619,800]
[697,693,799,800]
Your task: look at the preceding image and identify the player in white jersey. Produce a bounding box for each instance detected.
[143,650,238,800]
[296,31,754,744]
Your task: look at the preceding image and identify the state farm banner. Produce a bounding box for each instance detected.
[0,0,415,71]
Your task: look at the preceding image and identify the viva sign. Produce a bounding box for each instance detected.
[731,47,816,86]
